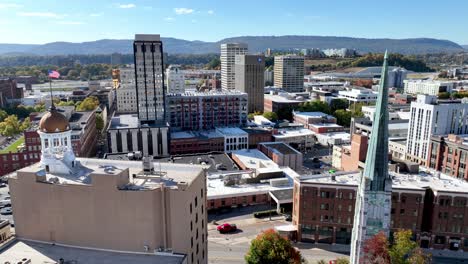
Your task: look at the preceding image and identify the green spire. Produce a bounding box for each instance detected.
[362,51,390,191]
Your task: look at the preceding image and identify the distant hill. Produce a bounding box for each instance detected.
[0,36,464,55]
[463,45,468,50]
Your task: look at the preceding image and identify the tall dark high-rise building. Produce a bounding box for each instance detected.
[133,34,165,124]
[235,54,265,113]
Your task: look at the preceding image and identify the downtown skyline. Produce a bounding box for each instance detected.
[0,0,467,45]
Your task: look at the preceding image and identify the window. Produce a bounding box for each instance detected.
[201,188,204,198]
[190,203,192,214]
[195,197,198,207]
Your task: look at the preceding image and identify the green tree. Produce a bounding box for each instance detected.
[20,117,31,131]
[329,99,348,113]
[0,115,22,136]
[76,96,99,111]
[297,101,331,114]
[57,100,76,106]
[333,109,352,126]
[206,57,220,69]
[245,229,304,264]
[335,258,349,264]
[0,110,7,122]
[437,92,450,99]
[263,112,278,122]
[389,230,431,264]
[95,113,104,132]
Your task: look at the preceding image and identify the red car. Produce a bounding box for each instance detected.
[217,223,237,233]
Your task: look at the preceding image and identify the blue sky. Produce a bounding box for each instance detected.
[1,0,467,45]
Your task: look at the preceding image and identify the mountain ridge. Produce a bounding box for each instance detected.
[0,35,464,55]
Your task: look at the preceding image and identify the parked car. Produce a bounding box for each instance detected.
[0,183,7,188]
[284,214,292,221]
[217,223,237,233]
[0,207,12,215]
[0,197,11,207]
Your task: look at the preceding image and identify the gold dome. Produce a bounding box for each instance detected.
[39,109,70,133]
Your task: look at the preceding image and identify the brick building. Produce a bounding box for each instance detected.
[166,90,248,131]
[428,134,468,180]
[0,77,23,107]
[170,131,224,155]
[258,142,303,172]
[292,171,468,251]
[242,128,273,149]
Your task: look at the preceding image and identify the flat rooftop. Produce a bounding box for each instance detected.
[273,128,314,139]
[309,123,343,129]
[170,130,222,140]
[0,240,184,264]
[231,149,278,171]
[15,158,203,189]
[216,127,248,136]
[265,94,313,103]
[109,114,139,129]
[259,142,300,155]
[297,170,468,195]
[293,111,333,118]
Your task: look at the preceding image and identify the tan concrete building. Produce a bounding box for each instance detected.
[235,54,265,113]
[9,106,207,264]
[274,55,304,92]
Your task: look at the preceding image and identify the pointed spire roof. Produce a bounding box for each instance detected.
[362,50,390,191]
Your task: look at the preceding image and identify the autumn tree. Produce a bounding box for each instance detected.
[363,231,391,264]
[96,113,104,132]
[389,230,431,264]
[437,92,450,99]
[245,229,304,264]
[0,115,22,136]
[76,96,99,111]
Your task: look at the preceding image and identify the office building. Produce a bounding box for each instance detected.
[166,65,185,94]
[9,106,207,264]
[133,34,165,123]
[387,67,407,89]
[264,92,314,113]
[235,54,265,113]
[166,90,248,131]
[107,114,169,157]
[338,88,378,104]
[274,55,304,92]
[350,53,392,263]
[404,80,454,96]
[406,95,468,164]
[116,67,138,114]
[220,43,248,90]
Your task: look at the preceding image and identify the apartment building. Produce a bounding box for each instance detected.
[166,65,185,94]
[404,80,454,96]
[428,134,468,180]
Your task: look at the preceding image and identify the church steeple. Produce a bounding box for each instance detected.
[362,50,391,191]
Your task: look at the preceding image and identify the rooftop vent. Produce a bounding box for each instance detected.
[142,156,154,173]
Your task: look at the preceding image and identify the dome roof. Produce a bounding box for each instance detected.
[39,109,70,133]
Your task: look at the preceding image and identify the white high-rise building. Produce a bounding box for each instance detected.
[166,65,185,94]
[221,43,248,90]
[133,34,165,123]
[406,95,468,164]
[116,67,137,113]
[274,55,304,92]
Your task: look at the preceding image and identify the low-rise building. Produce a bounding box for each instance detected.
[273,128,315,150]
[404,80,454,96]
[292,170,468,251]
[258,142,303,171]
[293,111,337,127]
[389,138,407,160]
[315,132,350,146]
[309,123,345,134]
[351,117,409,139]
[216,127,249,152]
[170,130,224,155]
[0,77,23,107]
[264,92,315,113]
[106,114,169,157]
[338,88,378,104]
[242,127,273,149]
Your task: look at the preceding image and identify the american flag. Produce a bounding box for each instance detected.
[48,70,60,79]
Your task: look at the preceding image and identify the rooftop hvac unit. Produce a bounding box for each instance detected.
[142,156,154,172]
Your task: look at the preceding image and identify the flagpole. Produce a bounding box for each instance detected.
[49,74,55,110]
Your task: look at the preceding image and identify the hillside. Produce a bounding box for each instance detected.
[0,36,464,55]
[463,45,468,50]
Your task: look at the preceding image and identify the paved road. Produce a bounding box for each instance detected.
[0,183,13,226]
[208,212,348,264]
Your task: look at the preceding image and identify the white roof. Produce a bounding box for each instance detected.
[273,128,314,139]
[315,132,350,140]
[294,111,331,118]
[216,127,248,136]
[309,123,343,129]
[231,149,278,171]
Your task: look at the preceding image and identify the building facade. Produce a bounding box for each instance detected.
[166,65,185,94]
[406,95,468,164]
[404,80,454,96]
[274,55,304,92]
[221,43,248,90]
[133,34,165,123]
[107,114,169,157]
[0,77,23,107]
[166,90,248,131]
[235,54,265,113]
[428,134,468,180]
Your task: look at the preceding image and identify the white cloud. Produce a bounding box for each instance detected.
[17,12,64,18]
[0,3,22,9]
[174,8,194,15]
[164,17,175,21]
[118,3,136,9]
[57,21,85,25]
[90,13,103,17]
[207,10,214,15]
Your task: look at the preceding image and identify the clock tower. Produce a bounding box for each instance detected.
[350,51,392,263]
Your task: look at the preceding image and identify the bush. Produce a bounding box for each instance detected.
[253,209,278,218]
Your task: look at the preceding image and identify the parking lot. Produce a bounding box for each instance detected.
[0,182,13,227]
[208,207,348,264]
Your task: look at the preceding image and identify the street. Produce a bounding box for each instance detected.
[208,207,348,264]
